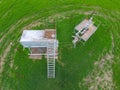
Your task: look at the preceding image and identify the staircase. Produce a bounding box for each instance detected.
[47,41,55,78]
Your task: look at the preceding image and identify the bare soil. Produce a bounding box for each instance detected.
[79,51,115,90]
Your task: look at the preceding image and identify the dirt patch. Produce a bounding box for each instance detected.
[111,32,115,51]
[79,51,115,90]
[23,21,42,30]
[10,59,14,68]
[29,47,47,59]
[57,59,65,67]
[0,42,12,73]
[29,55,42,60]
[31,47,47,54]
[84,11,95,15]
[14,65,18,70]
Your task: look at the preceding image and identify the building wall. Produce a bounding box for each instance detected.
[20,40,58,48]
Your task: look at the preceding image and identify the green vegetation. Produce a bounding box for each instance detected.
[0,0,120,90]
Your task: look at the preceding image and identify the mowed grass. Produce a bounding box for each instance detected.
[0,0,120,90]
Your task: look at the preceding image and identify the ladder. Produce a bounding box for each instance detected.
[47,41,55,78]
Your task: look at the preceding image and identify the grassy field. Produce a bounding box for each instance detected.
[0,0,120,90]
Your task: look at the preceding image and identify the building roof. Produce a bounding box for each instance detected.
[20,30,44,42]
[74,18,98,42]
[20,29,57,42]
[81,24,97,41]
[75,19,89,31]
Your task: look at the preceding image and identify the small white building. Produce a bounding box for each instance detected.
[20,29,58,78]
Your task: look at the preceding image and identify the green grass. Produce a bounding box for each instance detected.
[0,0,120,90]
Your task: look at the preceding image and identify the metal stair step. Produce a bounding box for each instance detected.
[47,42,55,78]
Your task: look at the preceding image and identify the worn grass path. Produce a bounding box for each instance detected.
[0,1,120,90]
